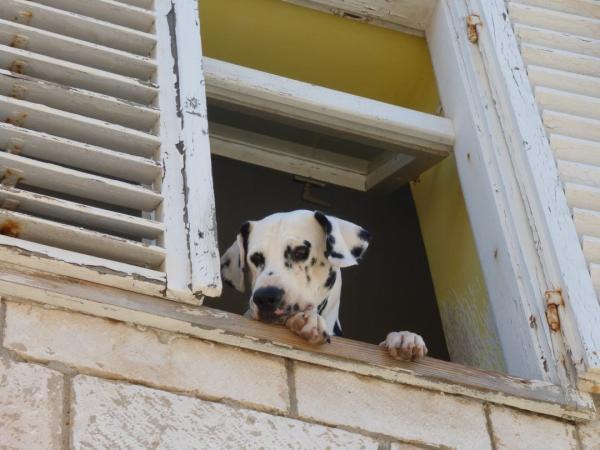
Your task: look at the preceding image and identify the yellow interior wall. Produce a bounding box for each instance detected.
[200,0,503,370]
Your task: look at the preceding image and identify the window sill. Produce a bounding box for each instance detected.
[0,261,594,422]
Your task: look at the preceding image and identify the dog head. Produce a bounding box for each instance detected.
[221,210,371,323]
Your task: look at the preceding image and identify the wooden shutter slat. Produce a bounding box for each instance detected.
[565,182,600,211]
[0,0,156,56]
[0,152,161,211]
[0,70,159,132]
[543,110,600,142]
[550,134,600,167]
[592,263,600,291]
[0,186,163,239]
[583,235,600,264]
[0,94,160,157]
[0,19,156,80]
[110,0,154,12]
[574,208,600,239]
[522,43,600,78]
[558,160,600,189]
[0,124,160,184]
[0,209,164,267]
[31,0,155,32]
[0,46,157,105]
[528,65,600,98]
[536,87,600,121]
[515,24,600,58]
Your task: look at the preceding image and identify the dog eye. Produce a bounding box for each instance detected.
[249,252,265,268]
[292,245,310,261]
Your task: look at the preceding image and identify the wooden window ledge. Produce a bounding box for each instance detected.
[0,261,594,422]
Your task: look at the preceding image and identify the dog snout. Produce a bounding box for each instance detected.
[252,286,285,313]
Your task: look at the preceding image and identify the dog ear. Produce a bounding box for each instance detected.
[314,211,371,268]
[220,221,252,292]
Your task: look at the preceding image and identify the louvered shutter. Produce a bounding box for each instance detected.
[0,0,221,301]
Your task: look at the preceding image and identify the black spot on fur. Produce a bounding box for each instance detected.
[324,235,343,259]
[359,228,372,242]
[249,252,265,269]
[333,321,343,336]
[304,266,311,283]
[318,297,328,315]
[310,257,317,266]
[268,271,274,276]
[293,303,300,312]
[314,211,332,234]
[220,259,230,269]
[320,261,326,267]
[351,246,364,259]
[239,221,251,264]
[324,268,337,289]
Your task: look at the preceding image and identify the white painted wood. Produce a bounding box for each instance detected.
[152,0,193,299]
[210,128,367,191]
[574,208,600,239]
[204,57,455,154]
[564,183,600,212]
[535,87,600,121]
[0,186,163,239]
[543,110,600,142]
[514,24,600,58]
[0,124,160,184]
[428,1,553,381]
[0,18,156,80]
[172,0,221,298]
[0,70,159,132]
[0,94,159,157]
[0,46,158,105]
[0,0,156,56]
[469,0,600,387]
[550,134,600,167]
[521,43,600,78]
[0,152,162,211]
[116,0,154,11]
[0,209,164,267]
[557,160,600,189]
[0,236,168,298]
[508,3,600,40]
[282,0,436,35]
[510,0,600,19]
[31,0,155,32]
[528,66,600,98]
[583,235,600,264]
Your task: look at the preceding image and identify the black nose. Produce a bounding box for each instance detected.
[252,286,284,311]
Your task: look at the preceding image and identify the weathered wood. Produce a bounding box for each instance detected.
[514,24,600,58]
[0,0,156,56]
[31,0,155,32]
[528,65,600,98]
[205,58,454,154]
[282,0,436,36]
[521,43,600,78]
[0,261,594,421]
[558,160,600,189]
[0,236,167,297]
[573,208,600,239]
[583,235,600,264]
[0,94,159,157]
[172,0,221,298]
[0,123,161,184]
[0,46,158,105]
[0,209,165,267]
[551,134,600,167]
[565,183,600,212]
[0,70,159,132]
[0,152,162,211]
[510,0,600,19]
[544,110,600,142]
[0,18,156,80]
[535,87,600,121]
[0,186,163,239]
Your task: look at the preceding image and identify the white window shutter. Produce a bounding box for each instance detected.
[0,0,221,301]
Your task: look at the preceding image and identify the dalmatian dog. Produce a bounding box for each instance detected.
[221,210,428,361]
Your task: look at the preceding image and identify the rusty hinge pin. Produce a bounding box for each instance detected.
[467,14,482,43]
[545,289,564,332]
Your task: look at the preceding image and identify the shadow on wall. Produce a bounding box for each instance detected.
[205,155,450,360]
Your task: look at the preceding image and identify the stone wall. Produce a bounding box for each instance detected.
[1,299,599,449]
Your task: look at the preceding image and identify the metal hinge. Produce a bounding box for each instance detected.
[545,289,564,332]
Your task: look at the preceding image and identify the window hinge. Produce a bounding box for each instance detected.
[545,289,564,332]
[467,14,482,43]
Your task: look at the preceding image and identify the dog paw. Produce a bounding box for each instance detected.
[379,331,428,361]
[285,311,330,345]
